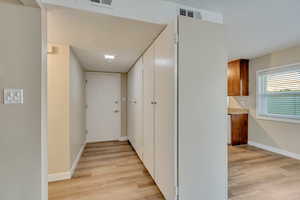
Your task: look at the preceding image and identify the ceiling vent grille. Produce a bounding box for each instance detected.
[90,0,112,7]
[179,8,202,20]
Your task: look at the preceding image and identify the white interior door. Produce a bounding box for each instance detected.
[86,72,121,142]
[135,58,144,160]
[154,22,176,200]
[127,70,135,146]
[127,58,144,159]
[143,44,155,178]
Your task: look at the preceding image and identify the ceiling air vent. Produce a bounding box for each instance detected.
[179,8,202,20]
[90,0,112,7]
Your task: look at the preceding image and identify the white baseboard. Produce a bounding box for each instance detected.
[87,138,119,143]
[48,141,86,183]
[119,136,128,141]
[48,172,71,182]
[248,141,300,160]
[70,141,87,177]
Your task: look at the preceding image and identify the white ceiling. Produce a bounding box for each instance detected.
[166,0,300,60]
[48,0,300,70]
[47,7,164,72]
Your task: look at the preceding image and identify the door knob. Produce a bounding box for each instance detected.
[114,110,120,113]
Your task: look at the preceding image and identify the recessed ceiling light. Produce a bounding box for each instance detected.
[104,54,115,60]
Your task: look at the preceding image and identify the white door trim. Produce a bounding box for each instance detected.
[40,5,48,200]
[173,18,179,200]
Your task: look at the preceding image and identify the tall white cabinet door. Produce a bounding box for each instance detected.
[143,44,155,178]
[154,23,176,200]
[134,58,144,159]
[127,58,144,159]
[127,70,135,147]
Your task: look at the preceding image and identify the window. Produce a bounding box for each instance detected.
[257,63,300,122]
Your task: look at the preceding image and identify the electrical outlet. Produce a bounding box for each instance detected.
[3,89,24,104]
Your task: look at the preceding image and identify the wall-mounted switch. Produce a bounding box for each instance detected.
[3,89,24,104]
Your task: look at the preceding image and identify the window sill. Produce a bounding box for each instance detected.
[256,115,300,124]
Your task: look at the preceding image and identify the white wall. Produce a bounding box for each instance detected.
[249,45,300,156]
[41,0,223,25]
[69,49,86,165]
[48,44,71,174]
[178,17,227,200]
[0,3,41,200]
[48,44,86,178]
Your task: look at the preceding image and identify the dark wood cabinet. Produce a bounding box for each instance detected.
[228,59,249,96]
[231,114,248,146]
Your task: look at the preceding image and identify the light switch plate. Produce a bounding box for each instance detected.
[3,89,24,104]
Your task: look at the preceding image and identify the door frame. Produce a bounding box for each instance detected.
[174,18,179,199]
[85,72,122,143]
[40,3,48,200]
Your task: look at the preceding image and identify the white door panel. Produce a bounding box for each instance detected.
[86,72,121,142]
[127,70,135,146]
[127,59,144,159]
[135,59,144,160]
[154,23,176,200]
[143,44,155,178]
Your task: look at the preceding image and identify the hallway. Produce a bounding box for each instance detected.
[49,141,164,200]
[49,142,300,200]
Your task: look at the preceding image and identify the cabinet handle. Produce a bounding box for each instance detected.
[151,101,157,105]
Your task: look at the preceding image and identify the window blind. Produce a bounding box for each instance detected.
[257,64,300,120]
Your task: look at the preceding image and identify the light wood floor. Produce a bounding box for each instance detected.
[49,142,300,200]
[49,141,164,200]
[229,145,300,200]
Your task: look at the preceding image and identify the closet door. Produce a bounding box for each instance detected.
[154,23,176,200]
[127,69,135,147]
[143,44,155,178]
[134,58,144,159]
[127,58,144,159]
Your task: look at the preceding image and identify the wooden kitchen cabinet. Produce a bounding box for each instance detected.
[231,114,248,145]
[228,59,249,96]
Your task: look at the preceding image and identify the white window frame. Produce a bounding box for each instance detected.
[256,62,300,124]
